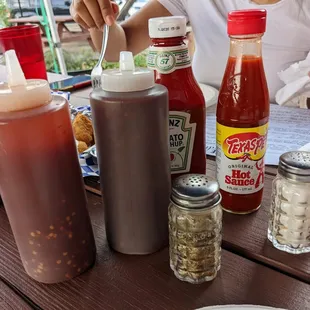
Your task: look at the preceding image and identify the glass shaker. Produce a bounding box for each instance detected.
[0,50,96,283]
[268,151,310,254]
[169,174,222,284]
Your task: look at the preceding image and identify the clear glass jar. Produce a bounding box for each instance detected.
[268,151,310,254]
[169,174,222,284]
[217,9,269,215]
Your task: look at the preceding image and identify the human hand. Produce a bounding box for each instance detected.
[70,0,119,30]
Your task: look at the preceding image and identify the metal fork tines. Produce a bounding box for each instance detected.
[91,24,109,89]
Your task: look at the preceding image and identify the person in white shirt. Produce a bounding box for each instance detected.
[70,0,310,102]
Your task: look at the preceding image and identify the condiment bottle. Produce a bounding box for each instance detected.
[268,151,310,254]
[0,50,96,284]
[148,16,206,179]
[216,10,269,214]
[169,174,222,284]
[90,51,171,255]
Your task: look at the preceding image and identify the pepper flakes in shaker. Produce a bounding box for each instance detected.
[268,151,310,254]
[169,174,222,284]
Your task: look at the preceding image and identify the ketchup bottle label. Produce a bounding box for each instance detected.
[216,123,268,194]
[147,46,191,74]
[169,111,196,174]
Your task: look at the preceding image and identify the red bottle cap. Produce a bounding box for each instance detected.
[227,9,267,36]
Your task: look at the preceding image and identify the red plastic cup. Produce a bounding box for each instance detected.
[0,25,47,80]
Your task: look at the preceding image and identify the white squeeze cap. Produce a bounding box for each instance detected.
[0,50,51,112]
[120,51,135,71]
[148,16,187,39]
[101,51,154,92]
[5,50,26,87]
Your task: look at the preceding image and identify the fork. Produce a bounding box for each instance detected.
[91,24,110,89]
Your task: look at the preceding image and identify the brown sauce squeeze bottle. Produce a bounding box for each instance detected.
[90,52,171,254]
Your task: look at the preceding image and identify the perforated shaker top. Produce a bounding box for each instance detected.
[171,174,221,210]
[278,151,310,183]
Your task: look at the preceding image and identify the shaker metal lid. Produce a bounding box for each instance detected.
[171,174,221,209]
[278,151,310,183]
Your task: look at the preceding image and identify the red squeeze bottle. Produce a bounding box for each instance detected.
[148,16,206,179]
[216,9,269,214]
[0,51,96,283]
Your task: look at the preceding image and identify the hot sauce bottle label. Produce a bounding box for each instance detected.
[147,45,191,74]
[169,111,196,174]
[216,123,268,194]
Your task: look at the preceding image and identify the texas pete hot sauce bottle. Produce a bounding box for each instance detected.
[216,10,269,214]
[148,16,206,178]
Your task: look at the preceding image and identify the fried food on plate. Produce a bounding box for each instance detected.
[77,141,88,153]
[72,113,94,147]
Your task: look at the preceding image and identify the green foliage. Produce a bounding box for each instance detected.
[133,51,148,68]
[44,48,148,73]
[44,48,97,72]
[0,0,10,28]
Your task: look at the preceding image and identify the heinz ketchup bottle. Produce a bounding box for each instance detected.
[148,16,206,179]
[216,10,269,214]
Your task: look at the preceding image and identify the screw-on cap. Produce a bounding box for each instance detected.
[171,174,221,210]
[148,16,187,39]
[101,51,154,92]
[227,9,267,36]
[278,151,310,183]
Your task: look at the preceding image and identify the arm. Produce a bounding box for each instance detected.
[71,0,171,62]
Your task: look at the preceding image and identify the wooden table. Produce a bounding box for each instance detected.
[1,88,310,309]
[8,15,95,50]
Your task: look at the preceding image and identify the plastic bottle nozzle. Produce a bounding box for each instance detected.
[120,51,135,72]
[5,50,26,87]
[101,50,154,92]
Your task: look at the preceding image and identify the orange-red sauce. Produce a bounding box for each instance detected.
[217,56,269,213]
[152,37,206,179]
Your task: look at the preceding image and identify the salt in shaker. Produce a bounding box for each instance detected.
[268,151,310,254]
[169,174,222,284]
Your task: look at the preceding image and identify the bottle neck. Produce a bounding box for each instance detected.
[229,33,263,58]
[151,36,187,48]
[150,36,194,82]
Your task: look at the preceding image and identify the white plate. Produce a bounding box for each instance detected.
[89,145,97,158]
[197,305,286,310]
[199,83,219,107]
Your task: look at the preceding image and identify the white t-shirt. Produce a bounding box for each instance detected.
[158,0,310,102]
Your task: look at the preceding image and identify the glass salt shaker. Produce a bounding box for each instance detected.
[169,174,222,284]
[268,151,310,254]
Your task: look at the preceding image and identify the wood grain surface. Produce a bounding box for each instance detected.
[0,280,32,310]
[84,158,310,285]
[0,96,309,308]
[0,192,310,310]
[206,159,310,284]
[70,92,310,285]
